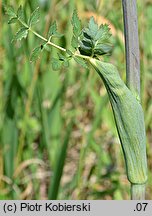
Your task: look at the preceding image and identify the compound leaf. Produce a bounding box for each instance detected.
[79,17,112,57]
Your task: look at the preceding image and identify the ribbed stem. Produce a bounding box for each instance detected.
[122,0,140,96]
[122,0,147,200]
[131,184,146,200]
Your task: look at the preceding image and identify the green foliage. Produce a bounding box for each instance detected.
[5,5,16,17]
[2,1,151,200]
[8,17,18,24]
[48,21,57,37]
[51,58,62,71]
[13,27,28,41]
[28,7,40,26]
[71,10,81,49]
[5,5,112,66]
[71,36,78,49]
[48,21,63,38]
[5,5,28,42]
[5,5,24,21]
[17,5,24,20]
[48,122,73,199]
[79,17,112,56]
[71,10,81,36]
[51,53,70,70]
[73,56,88,69]
[30,46,42,62]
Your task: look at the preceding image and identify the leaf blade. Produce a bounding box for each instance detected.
[71,10,81,36]
[51,58,62,71]
[74,56,88,69]
[8,17,18,24]
[5,5,16,17]
[29,7,40,26]
[30,46,42,62]
[17,5,24,20]
[88,16,98,38]
[48,21,57,37]
[13,27,28,41]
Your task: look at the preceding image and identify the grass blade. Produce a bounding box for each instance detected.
[48,121,73,200]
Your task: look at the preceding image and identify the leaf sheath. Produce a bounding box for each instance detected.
[89,58,147,185]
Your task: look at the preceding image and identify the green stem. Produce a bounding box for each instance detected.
[122,0,140,97]
[29,28,90,60]
[122,0,147,200]
[131,184,146,200]
[18,18,90,60]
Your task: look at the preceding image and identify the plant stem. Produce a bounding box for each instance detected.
[18,18,90,60]
[131,184,146,200]
[122,0,147,200]
[122,0,140,97]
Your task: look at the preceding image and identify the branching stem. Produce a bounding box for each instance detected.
[18,17,90,60]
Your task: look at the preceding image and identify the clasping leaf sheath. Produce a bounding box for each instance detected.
[89,58,147,185]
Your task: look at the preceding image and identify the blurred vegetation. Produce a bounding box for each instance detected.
[0,0,152,200]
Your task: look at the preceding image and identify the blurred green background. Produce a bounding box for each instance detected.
[0,0,152,200]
